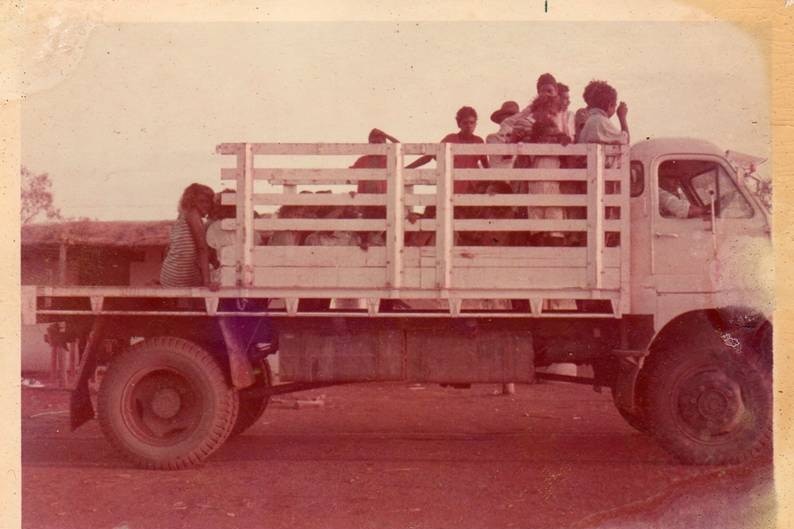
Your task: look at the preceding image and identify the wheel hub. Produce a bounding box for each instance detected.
[150,387,182,419]
[679,371,744,437]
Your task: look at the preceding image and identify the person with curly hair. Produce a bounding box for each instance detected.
[160,183,217,288]
[577,80,629,146]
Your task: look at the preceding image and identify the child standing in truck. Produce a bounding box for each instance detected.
[160,183,217,289]
[577,80,629,247]
[405,106,489,193]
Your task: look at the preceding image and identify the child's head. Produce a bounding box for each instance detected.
[179,183,215,216]
[582,79,604,109]
[210,189,236,220]
[584,80,618,116]
[530,116,561,144]
[529,93,562,120]
[536,73,558,97]
[455,106,478,136]
[368,128,387,144]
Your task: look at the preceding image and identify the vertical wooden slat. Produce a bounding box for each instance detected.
[386,142,404,289]
[586,144,605,289]
[240,143,255,286]
[618,147,631,314]
[435,143,453,290]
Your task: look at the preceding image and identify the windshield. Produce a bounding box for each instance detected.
[725,150,771,214]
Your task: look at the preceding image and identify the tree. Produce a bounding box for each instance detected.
[21,166,62,225]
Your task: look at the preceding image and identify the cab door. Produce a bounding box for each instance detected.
[650,155,768,298]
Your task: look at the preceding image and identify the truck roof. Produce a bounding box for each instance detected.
[631,137,724,161]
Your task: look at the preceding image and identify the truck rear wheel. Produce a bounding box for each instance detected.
[97,337,239,469]
[645,345,771,465]
[229,359,272,437]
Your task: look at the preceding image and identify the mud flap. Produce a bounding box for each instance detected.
[218,317,256,388]
[69,317,106,431]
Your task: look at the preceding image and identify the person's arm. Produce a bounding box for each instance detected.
[616,102,629,143]
[405,154,434,169]
[185,209,215,289]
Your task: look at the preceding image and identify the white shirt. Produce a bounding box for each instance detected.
[578,108,628,145]
[659,188,691,219]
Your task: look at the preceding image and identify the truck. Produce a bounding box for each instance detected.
[22,138,773,470]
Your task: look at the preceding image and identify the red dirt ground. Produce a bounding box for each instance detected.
[21,382,774,529]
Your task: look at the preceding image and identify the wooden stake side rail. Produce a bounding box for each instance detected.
[215,142,630,310]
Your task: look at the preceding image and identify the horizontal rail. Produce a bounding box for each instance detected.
[219,192,623,208]
[35,284,620,299]
[35,309,620,319]
[222,192,387,207]
[220,218,623,232]
[220,167,623,183]
[216,142,626,157]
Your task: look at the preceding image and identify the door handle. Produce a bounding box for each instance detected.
[654,232,679,239]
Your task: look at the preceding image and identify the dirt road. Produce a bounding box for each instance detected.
[22,382,774,529]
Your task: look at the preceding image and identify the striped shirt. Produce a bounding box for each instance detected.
[160,213,203,287]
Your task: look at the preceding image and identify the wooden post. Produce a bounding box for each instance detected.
[618,147,631,314]
[237,143,255,287]
[386,142,405,289]
[586,144,605,289]
[435,143,453,290]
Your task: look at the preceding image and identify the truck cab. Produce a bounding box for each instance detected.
[628,138,772,331]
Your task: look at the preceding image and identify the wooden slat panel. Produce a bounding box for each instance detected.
[222,167,625,184]
[225,193,388,206]
[251,143,389,155]
[221,168,387,182]
[451,143,589,156]
[233,246,423,268]
[250,267,424,289]
[404,169,438,185]
[223,191,622,208]
[223,218,436,232]
[444,247,620,268]
[453,195,587,207]
[405,194,436,206]
[454,168,587,181]
[453,219,623,231]
[253,218,385,231]
[450,267,621,290]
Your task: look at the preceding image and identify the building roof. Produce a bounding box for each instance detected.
[21,220,172,248]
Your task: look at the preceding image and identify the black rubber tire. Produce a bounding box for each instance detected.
[645,345,772,465]
[97,337,239,470]
[229,359,272,437]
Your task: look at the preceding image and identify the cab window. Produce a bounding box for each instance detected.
[658,160,753,219]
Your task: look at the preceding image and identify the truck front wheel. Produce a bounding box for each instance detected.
[645,345,771,465]
[97,337,239,469]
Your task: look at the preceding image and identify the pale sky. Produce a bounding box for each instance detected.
[21,21,769,221]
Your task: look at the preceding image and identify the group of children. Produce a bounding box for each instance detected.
[160,75,630,289]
